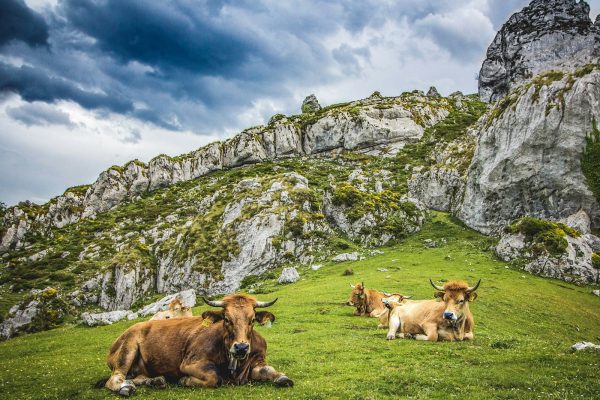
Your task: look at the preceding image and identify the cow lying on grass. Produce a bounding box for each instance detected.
[347,282,411,327]
[96,294,293,396]
[384,279,480,341]
[150,296,192,320]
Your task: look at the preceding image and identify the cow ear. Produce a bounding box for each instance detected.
[202,310,224,322]
[434,291,445,299]
[254,311,276,326]
[467,292,478,302]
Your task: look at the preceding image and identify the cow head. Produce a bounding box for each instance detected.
[203,295,277,360]
[347,282,366,306]
[169,297,184,313]
[430,279,480,323]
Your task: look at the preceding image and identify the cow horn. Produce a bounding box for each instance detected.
[429,278,444,291]
[467,279,481,292]
[403,295,412,299]
[256,298,278,308]
[203,297,224,307]
[350,283,355,289]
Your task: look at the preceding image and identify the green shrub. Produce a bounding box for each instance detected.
[505,217,579,255]
[28,287,70,333]
[582,119,600,204]
[592,253,600,269]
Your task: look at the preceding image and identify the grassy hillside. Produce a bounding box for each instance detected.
[1,213,599,399]
[0,94,488,320]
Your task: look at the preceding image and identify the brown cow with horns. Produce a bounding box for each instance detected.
[384,279,480,341]
[96,294,293,396]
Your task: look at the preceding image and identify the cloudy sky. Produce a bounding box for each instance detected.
[1,0,599,206]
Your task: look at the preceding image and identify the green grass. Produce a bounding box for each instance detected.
[1,213,599,399]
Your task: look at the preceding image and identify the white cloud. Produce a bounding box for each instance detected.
[0,95,218,205]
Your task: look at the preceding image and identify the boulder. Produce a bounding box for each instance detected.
[571,341,600,351]
[332,252,360,262]
[278,267,300,284]
[81,310,138,326]
[137,289,197,317]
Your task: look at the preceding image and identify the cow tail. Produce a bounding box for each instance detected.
[93,377,109,389]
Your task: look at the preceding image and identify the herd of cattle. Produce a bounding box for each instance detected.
[97,278,480,396]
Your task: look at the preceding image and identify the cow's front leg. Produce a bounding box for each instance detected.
[251,365,293,387]
[386,313,400,340]
[179,361,222,388]
[131,375,167,389]
[415,323,438,341]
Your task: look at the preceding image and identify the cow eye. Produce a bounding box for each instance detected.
[458,299,464,304]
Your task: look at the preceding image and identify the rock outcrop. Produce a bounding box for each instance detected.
[479,0,600,102]
[459,67,600,234]
[494,213,599,284]
[301,94,321,113]
[81,310,138,326]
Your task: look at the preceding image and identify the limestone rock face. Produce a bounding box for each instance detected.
[562,210,591,234]
[479,0,599,102]
[408,168,464,212]
[459,70,600,235]
[99,265,155,311]
[0,300,39,340]
[301,94,321,113]
[303,103,447,156]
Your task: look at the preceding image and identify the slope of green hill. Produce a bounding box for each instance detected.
[0,213,598,399]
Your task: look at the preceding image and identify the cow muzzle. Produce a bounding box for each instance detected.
[231,342,250,359]
[443,311,458,321]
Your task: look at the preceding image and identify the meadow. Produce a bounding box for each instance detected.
[1,213,599,399]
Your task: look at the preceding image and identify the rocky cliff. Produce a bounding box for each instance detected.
[0,92,449,254]
[460,66,600,234]
[479,0,599,103]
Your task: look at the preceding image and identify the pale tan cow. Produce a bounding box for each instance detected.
[150,297,193,321]
[384,279,480,341]
[347,282,411,327]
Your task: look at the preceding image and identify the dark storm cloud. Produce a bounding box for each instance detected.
[7,102,74,127]
[0,0,49,47]
[62,0,263,77]
[0,62,133,113]
[2,0,586,133]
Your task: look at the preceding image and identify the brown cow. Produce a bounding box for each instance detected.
[385,279,480,341]
[346,282,411,328]
[150,297,193,320]
[97,294,292,396]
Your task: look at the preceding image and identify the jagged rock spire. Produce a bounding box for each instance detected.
[301,94,321,113]
[478,0,599,103]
